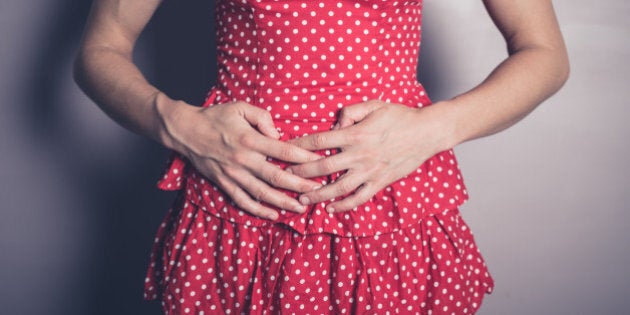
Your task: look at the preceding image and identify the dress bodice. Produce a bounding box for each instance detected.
[214,0,427,118]
[156,0,469,236]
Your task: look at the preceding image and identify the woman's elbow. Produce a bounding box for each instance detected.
[553,47,571,91]
[72,47,89,91]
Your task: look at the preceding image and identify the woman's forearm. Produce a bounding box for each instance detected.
[73,0,186,152]
[435,0,570,149]
[439,44,570,148]
[73,45,185,151]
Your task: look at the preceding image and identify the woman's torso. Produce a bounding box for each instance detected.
[157,0,470,236]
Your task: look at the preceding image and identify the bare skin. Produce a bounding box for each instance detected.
[74,0,569,219]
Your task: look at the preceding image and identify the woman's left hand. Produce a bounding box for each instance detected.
[285,99,455,213]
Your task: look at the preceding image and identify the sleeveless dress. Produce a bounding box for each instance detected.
[143,0,494,313]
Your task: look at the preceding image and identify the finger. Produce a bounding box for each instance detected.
[252,162,323,193]
[240,104,281,139]
[247,135,324,163]
[326,182,379,213]
[229,167,308,214]
[297,170,367,205]
[216,174,280,220]
[286,128,356,151]
[336,101,384,129]
[285,152,354,178]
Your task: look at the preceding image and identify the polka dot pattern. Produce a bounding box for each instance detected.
[156,0,470,237]
[146,0,495,312]
[144,195,493,314]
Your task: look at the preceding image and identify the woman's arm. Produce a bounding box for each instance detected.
[74,0,323,220]
[73,0,171,146]
[440,0,570,148]
[285,0,570,212]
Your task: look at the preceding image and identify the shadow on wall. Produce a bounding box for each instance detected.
[17,0,215,314]
[417,7,452,103]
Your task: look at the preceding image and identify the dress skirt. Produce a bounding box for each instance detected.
[144,192,494,314]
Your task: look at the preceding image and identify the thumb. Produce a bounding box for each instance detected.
[334,101,384,129]
[241,104,281,139]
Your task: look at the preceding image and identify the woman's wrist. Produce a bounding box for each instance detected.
[413,100,462,152]
[152,92,195,155]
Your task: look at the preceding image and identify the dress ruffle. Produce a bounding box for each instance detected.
[144,193,494,314]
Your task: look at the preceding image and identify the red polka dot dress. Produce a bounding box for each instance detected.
[144,0,494,314]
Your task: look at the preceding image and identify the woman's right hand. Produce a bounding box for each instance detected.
[160,97,324,221]
[75,0,323,220]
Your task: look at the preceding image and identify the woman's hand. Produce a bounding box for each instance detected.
[74,0,325,221]
[162,98,324,220]
[284,0,571,213]
[285,100,455,213]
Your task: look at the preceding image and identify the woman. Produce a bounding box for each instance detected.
[74,0,569,313]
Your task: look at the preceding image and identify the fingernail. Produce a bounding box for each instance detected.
[332,123,339,130]
[312,185,322,190]
[299,196,310,205]
[267,212,278,220]
[285,168,293,174]
[326,206,335,213]
[294,204,307,213]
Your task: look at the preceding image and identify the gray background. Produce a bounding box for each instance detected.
[1,0,628,314]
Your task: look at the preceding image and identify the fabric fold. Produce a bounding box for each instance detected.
[143,197,494,314]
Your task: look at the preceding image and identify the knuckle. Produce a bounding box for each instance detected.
[229,190,247,208]
[222,166,240,179]
[350,129,365,142]
[278,145,295,161]
[341,106,357,119]
[267,170,284,187]
[337,181,355,194]
[261,109,273,120]
[237,133,256,148]
[232,197,247,210]
[312,133,327,148]
[299,181,316,192]
[338,107,349,117]
[305,192,321,204]
[246,204,263,217]
[252,104,268,116]
[239,199,258,212]
[231,151,251,165]
[358,184,375,202]
[232,195,261,216]
[280,199,297,211]
[319,158,336,173]
[356,191,372,204]
[223,102,240,113]
[252,188,270,202]
[369,99,383,107]
[355,152,374,167]
[211,175,228,190]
